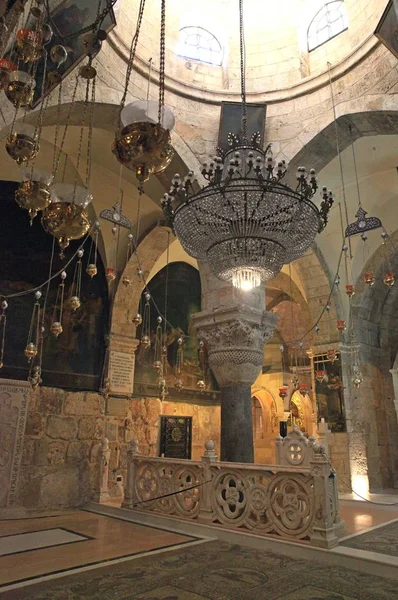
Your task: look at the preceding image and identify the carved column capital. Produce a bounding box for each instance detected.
[192,304,278,387]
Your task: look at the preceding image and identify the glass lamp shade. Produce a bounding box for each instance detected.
[21,166,53,186]
[120,100,175,131]
[16,28,43,62]
[50,183,92,208]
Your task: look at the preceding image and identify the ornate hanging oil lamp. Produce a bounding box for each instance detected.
[327,348,338,363]
[279,386,288,400]
[336,320,346,333]
[42,183,92,256]
[315,369,326,383]
[5,71,36,107]
[6,124,39,165]
[364,272,375,287]
[24,291,42,361]
[174,337,184,391]
[0,58,17,91]
[299,383,308,397]
[15,167,53,223]
[383,272,395,287]
[15,28,43,63]
[345,284,355,298]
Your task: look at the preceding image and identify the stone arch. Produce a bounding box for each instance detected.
[111,224,171,338]
[251,386,283,464]
[290,391,313,434]
[347,227,398,491]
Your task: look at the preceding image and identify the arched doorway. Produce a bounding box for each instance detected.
[251,393,279,464]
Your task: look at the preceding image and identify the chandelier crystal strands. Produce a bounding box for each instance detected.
[161,1,333,291]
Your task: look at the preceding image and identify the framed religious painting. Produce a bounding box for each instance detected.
[159,416,192,459]
[218,102,266,153]
[375,0,398,59]
[313,352,346,432]
[28,0,117,107]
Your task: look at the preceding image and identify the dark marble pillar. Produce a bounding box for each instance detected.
[221,385,254,463]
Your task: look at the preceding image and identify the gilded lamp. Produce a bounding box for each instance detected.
[42,183,92,253]
[15,167,53,223]
[113,100,175,183]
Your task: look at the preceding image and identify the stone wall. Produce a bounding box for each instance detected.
[17,385,221,510]
[328,432,351,493]
[20,387,106,510]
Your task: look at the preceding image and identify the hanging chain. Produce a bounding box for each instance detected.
[158,0,166,126]
[53,77,79,178]
[349,124,362,208]
[120,0,146,113]
[239,0,247,144]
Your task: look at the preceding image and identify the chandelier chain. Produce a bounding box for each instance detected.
[158,0,166,126]
[239,0,247,144]
[120,0,146,113]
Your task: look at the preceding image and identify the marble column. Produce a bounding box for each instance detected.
[193,303,278,462]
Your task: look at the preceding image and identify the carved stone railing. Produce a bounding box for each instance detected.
[122,439,343,548]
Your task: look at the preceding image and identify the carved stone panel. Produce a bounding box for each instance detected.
[0,378,30,508]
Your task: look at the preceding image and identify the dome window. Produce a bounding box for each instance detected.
[307,1,348,52]
[178,26,223,66]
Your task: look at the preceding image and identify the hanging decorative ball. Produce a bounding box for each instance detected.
[383,273,395,287]
[345,285,355,298]
[279,386,288,400]
[137,269,143,278]
[50,321,63,337]
[174,378,183,391]
[24,342,38,361]
[327,348,338,363]
[112,226,118,235]
[177,337,183,345]
[334,275,340,286]
[364,273,375,287]
[122,275,131,287]
[82,32,102,58]
[66,296,81,311]
[77,249,84,258]
[141,335,151,349]
[50,44,68,68]
[315,369,326,383]
[1,300,8,310]
[34,290,42,300]
[336,320,346,332]
[157,316,162,324]
[299,384,308,396]
[86,263,97,278]
[325,305,330,312]
[105,268,116,282]
[79,64,97,80]
[41,22,53,45]
[197,379,206,392]
[315,325,320,333]
[144,292,151,302]
[153,360,162,371]
[352,373,363,388]
[132,313,142,326]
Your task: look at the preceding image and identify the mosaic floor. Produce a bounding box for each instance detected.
[2,540,397,600]
[341,519,398,557]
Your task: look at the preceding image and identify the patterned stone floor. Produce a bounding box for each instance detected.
[341,519,398,557]
[2,540,397,600]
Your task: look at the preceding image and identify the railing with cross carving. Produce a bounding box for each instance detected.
[120,437,343,549]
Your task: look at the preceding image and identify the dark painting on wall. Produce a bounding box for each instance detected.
[375,0,398,59]
[159,416,192,459]
[313,352,346,432]
[0,181,109,390]
[218,102,266,152]
[19,0,116,107]
[134,262,218,398]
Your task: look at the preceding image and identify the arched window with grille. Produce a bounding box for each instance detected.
[307,1,348,52]
[178,26,223,66]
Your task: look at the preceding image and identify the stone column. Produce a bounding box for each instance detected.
[389,368,398,421]
[193,304,278,463]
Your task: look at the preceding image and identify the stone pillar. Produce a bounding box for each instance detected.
[340,343,369,496]
[193,304,278,463]
[389,367,398,421]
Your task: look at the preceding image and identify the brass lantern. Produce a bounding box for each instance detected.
[0,58,17,91]
[15,168,53,222]
[42,183,92,253]
[16,28,43,63]
[5,71,36,107]
[6,124,39,165]
[113,101,175,183]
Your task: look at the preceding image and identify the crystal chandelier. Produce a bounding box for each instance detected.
[161,0,333,291]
